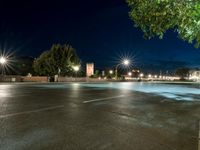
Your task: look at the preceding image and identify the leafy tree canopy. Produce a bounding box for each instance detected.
[33,44,80,76]
[175,67,190,78]
[127,0,200,47]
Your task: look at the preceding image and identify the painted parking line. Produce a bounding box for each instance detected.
[83,95,125,104]
[0,105,64,119]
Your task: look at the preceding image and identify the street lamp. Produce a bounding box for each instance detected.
[0,57,7,75]
[128,72,132,76]
[115,59,130,79]
[123,59,129,65]
[148,74,152,78]
[0,57,6,65]
[140,73,144,78]
[73,65,80,80]
[109,70,113,74]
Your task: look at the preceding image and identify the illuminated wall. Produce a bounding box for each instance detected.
[189,71,200,82]
[86,63,94,77]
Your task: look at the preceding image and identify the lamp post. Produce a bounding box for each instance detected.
[115,59,130,80]
[73,66,80,81]
[140,73,144,78]
[109,70,113,75]
[128,72,132,76]
[0,57,7,75]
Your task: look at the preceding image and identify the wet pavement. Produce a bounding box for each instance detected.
[0,82,200,150]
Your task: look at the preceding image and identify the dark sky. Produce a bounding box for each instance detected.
[0,0,200,72]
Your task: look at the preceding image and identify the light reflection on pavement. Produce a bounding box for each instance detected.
[81,82,200,101]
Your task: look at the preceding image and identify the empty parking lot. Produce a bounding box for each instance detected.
[0,82,200,150]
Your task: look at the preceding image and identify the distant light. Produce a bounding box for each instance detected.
[133,70,140,72]
[73,66,80,72]
[140,73,144,77]
[148,74,152,78]
[0,57,6,65]
[128,72,132,76]
[154,75,158,78]
[109,70,113,74]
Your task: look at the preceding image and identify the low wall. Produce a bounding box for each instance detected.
[86,78,108,82]
[58,77,86,82]
[0,76,22,82]
[0,76,111,83]
[22,76,48,82]
[58,77,108,82]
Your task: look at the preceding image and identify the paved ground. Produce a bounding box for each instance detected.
[0,82,200,150]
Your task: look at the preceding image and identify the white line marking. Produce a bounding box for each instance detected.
[0,105,64,119]
[83,95,125,104]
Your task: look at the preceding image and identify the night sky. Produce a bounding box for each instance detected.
[0,0,200,72]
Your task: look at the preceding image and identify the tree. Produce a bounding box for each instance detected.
[33,44,80,76]
[175,67,190,79]
[127,0,200,47]
[5,56,34,76]
[14,56,34,76]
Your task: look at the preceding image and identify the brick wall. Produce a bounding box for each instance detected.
[22,76,48,82]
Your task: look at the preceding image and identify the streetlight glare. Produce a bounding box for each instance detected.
[115,59,131,80]
[73,66,80,72]
[140,73,144,77]
[128,72,132,76]
[123,59,129,65]
[0,57,6,64]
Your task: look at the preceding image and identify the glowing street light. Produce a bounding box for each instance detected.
[115,59,130,79]
[109,70,113,74]
[148,74,152,78]
[73,65,80,80]
[0,57,6,65]
[140,73,144,77]
[0,56,7,75]
[73,66,80,72]
[123,59,129,65]
[128,72,132,76]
